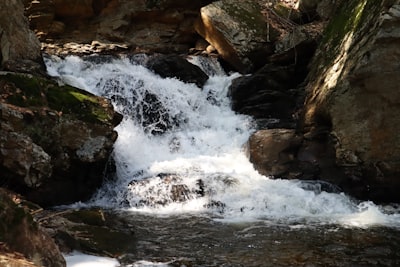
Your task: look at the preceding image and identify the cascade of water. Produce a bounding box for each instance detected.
[45,54,400,227]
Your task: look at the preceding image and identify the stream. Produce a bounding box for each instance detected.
[45,54,400,266]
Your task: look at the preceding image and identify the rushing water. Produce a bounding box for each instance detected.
[45,54,400,266]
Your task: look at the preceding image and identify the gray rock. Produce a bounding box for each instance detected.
[195,0,271,73]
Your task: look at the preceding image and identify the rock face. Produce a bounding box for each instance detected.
[228,63,308,128]
[0,189,66,267]
[25,0,214,55]
[0,73,121,206]
[302,0,400,202]
[195,0,270,73]
[0,0,43,73]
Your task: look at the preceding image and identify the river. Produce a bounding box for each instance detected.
[45,54,400,266]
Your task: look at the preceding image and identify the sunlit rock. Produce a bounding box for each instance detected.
[302,0,400,202]
[195,0,272,73]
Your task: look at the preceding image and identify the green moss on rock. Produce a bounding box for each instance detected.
[2,73,113,124]
[222,0,267,37]
[319,0,384,66]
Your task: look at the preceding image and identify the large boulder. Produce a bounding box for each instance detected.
[0,189,65,267]
[302,0,400,202]
[0,73,122,206]
[0,0,43,73]
[195,0,272,73]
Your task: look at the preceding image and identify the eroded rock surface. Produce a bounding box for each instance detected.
[0,73,121,206]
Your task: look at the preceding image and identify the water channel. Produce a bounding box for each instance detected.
[45,55,400,266]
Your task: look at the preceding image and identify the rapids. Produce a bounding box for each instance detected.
[45,54,400,266]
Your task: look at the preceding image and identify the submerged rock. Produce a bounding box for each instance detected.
[0,73,122,206]
[38,208,136,257]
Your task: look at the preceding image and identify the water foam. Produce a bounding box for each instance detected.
[45,55,400,228]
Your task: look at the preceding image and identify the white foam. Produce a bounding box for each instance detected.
[45,55,400,228]
[64,252,119,267]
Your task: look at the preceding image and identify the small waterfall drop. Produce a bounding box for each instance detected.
[45,54,400,227]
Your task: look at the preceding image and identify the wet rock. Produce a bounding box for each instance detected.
[128,173,196,206]
[228,64,307,128]
[38,208,136,257]
[0,189,65,267]
[146,54,209,88]
[195,0,273,73]
[247,129,303,177]
[0,73,121,206]
[298,180,342,194]
[302,1,400,202]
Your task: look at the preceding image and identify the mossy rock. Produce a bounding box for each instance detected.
[319,0,384,66]
[1,73,114,124]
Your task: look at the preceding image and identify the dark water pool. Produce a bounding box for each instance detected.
[112,212,400,267]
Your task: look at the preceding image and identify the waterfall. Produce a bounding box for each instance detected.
[45,54,400,227]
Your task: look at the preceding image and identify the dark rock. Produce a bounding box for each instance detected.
[247,129,303,177]
[128,173,196,206]
[38,208,136,257]
[228,64,307,128]
[0,189,66,267]
[298,180,342,194]
[100,75,180,135]
[0,73,121,207]
[146,54,209,88]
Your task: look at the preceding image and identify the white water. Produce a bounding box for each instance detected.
[64,252,119,267]
[45,54,400,228]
